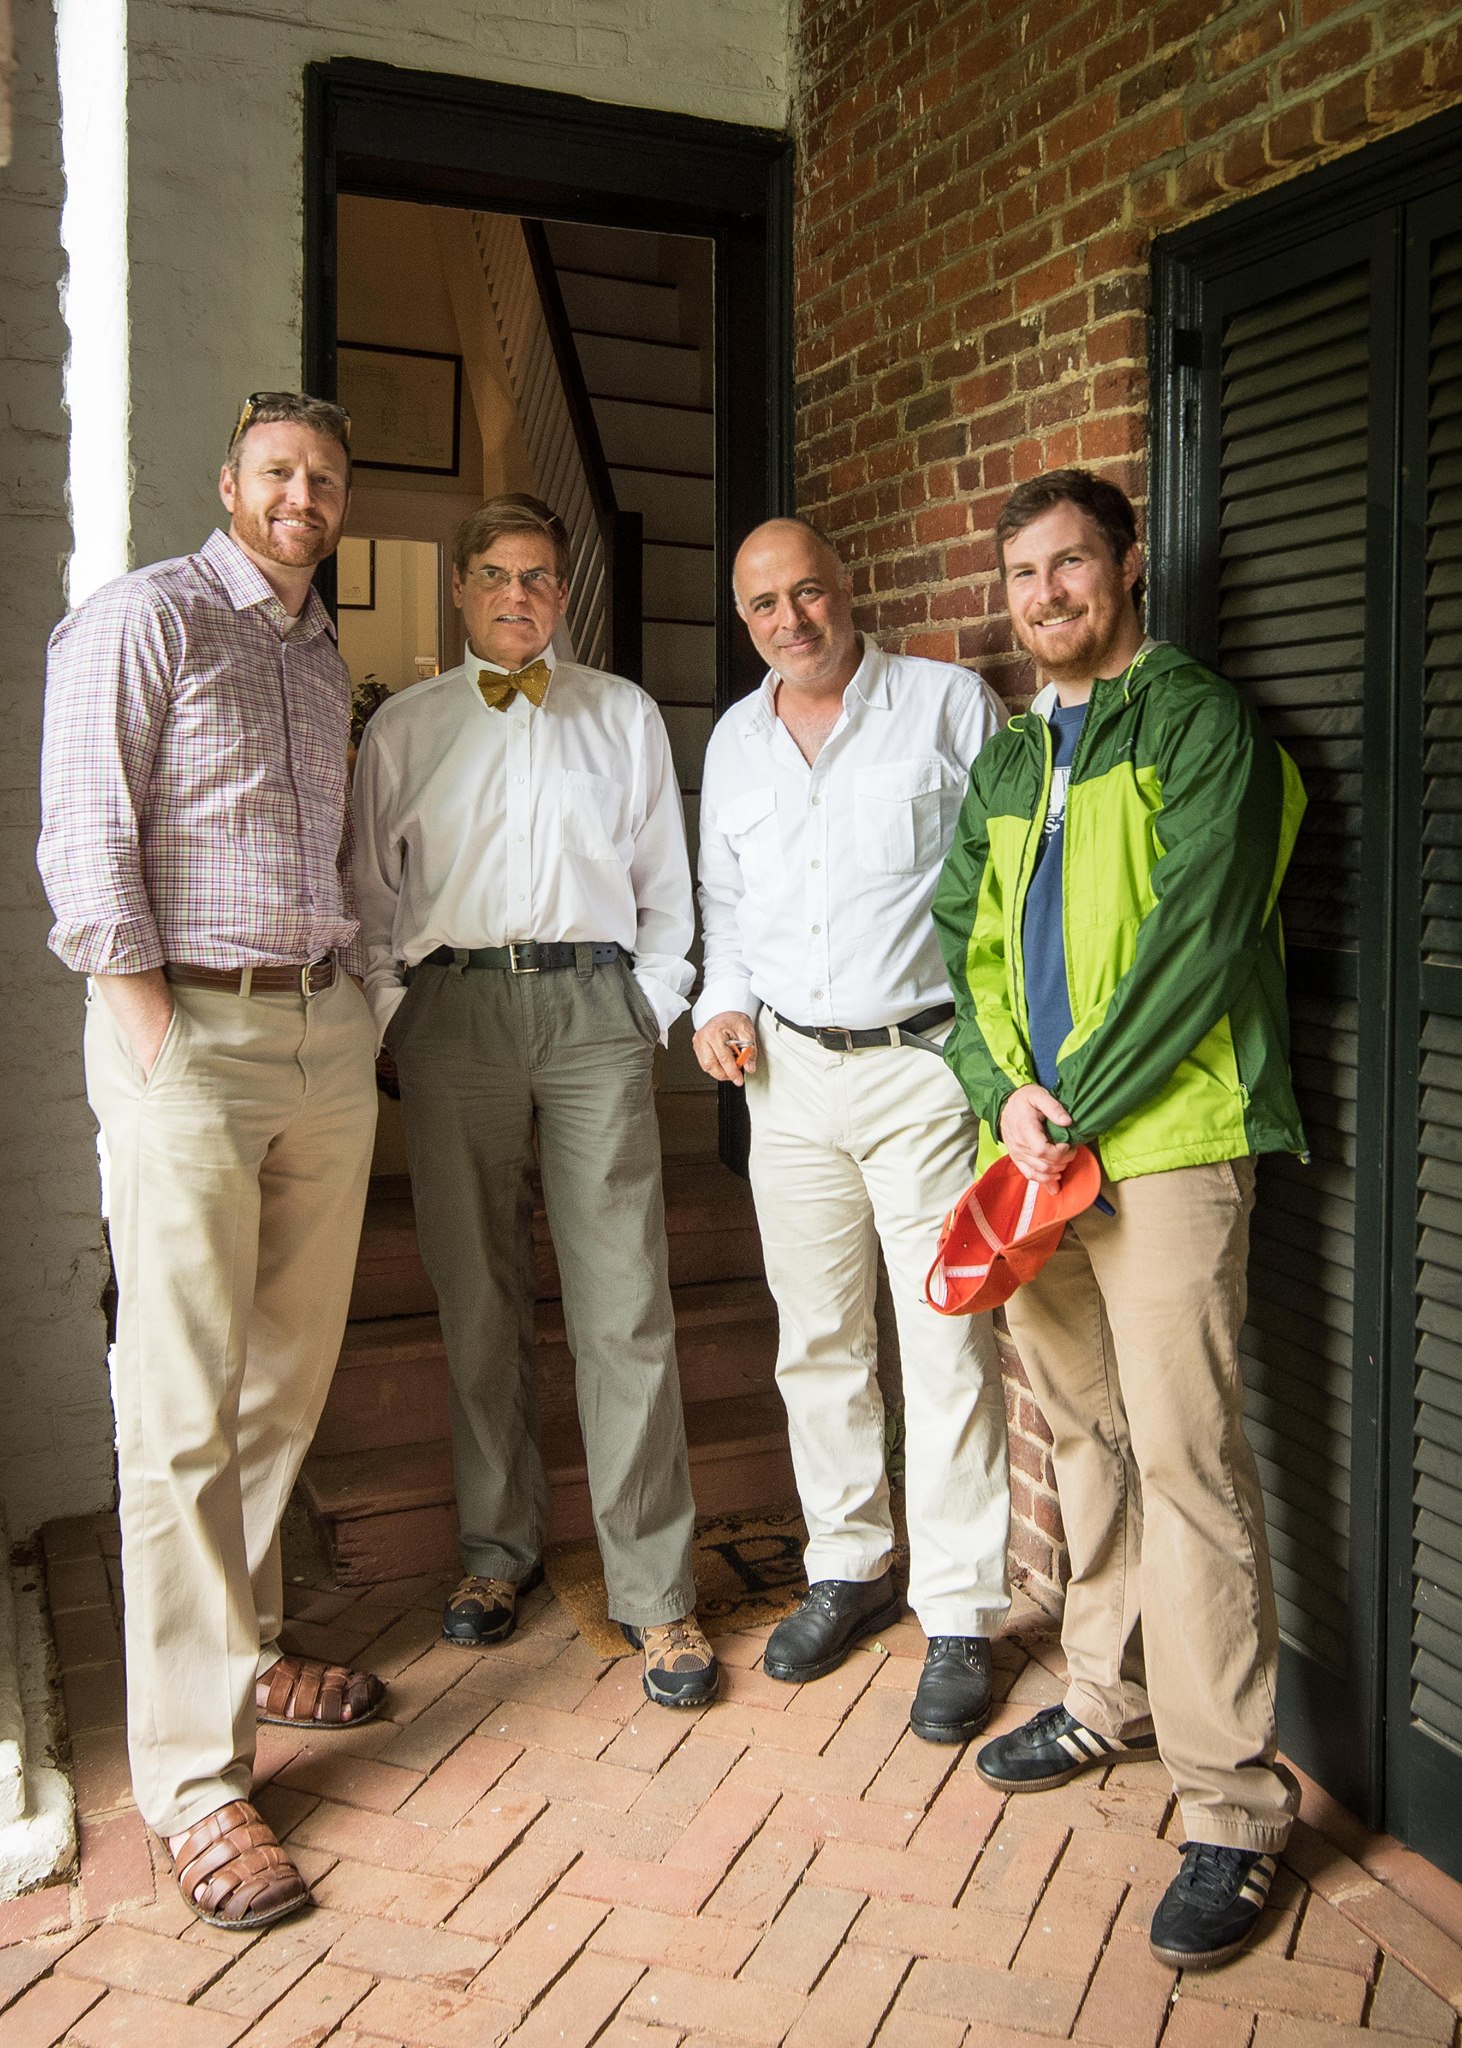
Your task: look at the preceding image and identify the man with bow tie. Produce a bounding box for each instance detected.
[353,493,715,1707]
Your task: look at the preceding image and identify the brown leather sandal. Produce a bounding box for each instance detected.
[169,1799,309,1930]
[256,1654,385,1729]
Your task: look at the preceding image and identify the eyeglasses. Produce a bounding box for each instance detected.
[230,392,352,446]
[464,565,562,593]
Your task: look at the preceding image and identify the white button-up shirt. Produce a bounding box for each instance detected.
[693,640,1005,1031]
[353,650,694,1043]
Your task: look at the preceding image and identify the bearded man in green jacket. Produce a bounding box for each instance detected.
[933,469,1308,1973]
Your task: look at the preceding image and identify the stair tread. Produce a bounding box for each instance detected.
[340,1276,778,1362]
[362,1156,756,1243]
[301,1390,789,1519]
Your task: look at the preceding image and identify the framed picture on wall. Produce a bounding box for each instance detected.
[337,536,375,609]
[337,342,462,475]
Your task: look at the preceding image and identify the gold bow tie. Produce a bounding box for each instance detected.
[477,659,550,712]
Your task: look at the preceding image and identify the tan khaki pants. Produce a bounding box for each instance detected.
[746,1015,1010,1636]
[84,975,376,1835]
[389,958,697,1626]
[1004,1157,1297,1850]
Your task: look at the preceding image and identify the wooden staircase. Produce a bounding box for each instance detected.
[295,1158,796,1584]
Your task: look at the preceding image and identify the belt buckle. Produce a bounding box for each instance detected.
[509,944,539,975]
[816,1025,855,1052]
[301,955,332,998]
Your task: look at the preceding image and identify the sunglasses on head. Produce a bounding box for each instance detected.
[230,392,352,445]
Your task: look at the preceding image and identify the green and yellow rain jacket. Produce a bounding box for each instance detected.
[931,641,1308,1182]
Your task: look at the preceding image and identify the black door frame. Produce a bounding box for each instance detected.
[303,58,795,1170]
[1150,101,1462,1866]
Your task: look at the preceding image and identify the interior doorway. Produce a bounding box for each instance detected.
[333,194,721,1165]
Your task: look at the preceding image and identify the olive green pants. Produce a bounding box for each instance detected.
[388,955,697,1624]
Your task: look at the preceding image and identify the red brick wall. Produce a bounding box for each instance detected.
[790,0,1462,1604]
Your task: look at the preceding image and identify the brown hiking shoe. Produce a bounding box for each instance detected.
[442,1565,541,1647]
[620,1614,720,1708]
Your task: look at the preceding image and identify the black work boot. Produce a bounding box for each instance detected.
[909,1636,993,1743]
[1149,1842,1278,1969]
[763,1572,903,1683]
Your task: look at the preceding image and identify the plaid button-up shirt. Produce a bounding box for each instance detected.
[39,528,364,976]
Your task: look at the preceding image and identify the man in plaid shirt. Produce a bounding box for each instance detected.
[38,393,381,1932]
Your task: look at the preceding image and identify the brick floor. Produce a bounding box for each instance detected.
[2,1514,1460,2045]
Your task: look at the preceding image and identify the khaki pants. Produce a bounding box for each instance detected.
[1004,1157,1297,1851]
[389,957,696,1625]
[745,1015,1010,1636]
[84,973,376,1836]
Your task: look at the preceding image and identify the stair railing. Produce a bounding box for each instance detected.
[469,211,642,680]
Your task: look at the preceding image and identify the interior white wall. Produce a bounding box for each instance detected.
[337,538,441,695]
[1,0,791,1537]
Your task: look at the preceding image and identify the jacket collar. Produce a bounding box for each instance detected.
[1027,636,1163,723]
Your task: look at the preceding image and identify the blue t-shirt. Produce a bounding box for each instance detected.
[1022,701,1087,1094]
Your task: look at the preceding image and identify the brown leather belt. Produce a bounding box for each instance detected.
[164,956,338,996]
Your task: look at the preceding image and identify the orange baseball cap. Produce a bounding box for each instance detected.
[925,1145,1104,1316]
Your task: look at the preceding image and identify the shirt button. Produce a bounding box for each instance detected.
[811,989,824,999]
[811,859,821,869]
[810,794,821,806]
[811,924,822,934]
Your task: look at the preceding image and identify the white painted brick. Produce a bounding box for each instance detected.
[578,26,630,66]
[4,361,67,437]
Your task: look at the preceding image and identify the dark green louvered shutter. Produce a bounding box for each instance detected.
[1391,212,1462,1867]
[1154,114,1462,1881]
[1215,267,1371,1690]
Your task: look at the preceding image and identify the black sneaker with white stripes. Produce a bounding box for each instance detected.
[974,1703,1159,1791]
[1149,1842,1278,1969]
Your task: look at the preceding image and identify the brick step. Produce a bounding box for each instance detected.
[297,1391,797,1585]
[348,1155,763,1322]
[312,1279,781,1459]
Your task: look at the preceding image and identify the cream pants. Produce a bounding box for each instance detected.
[84,975,376,1835]
[746,1015,1010,1637]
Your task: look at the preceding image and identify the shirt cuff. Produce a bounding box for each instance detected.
[691,979,759,1031]
[368,980,408,1052]
[635,972,690,1045]
[48,915,165,977]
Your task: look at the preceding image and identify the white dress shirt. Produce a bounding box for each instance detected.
[694,639,1005,1031]
[354,649,694,1043]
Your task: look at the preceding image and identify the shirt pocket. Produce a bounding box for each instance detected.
[560,769,622,861]
[854,757,944,875]
[717,784,779,891]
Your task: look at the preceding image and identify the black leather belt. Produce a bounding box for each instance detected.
[410,942,626,979]
[770,1002,955,1051]
[165,956,337,995]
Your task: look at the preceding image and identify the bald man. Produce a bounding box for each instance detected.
[692,519,1011,1743]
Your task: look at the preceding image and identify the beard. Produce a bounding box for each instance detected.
[230,499,341,570]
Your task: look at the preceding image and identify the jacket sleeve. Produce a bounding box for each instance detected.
[932,763,1035,1133]
[1056,686,1302,1147]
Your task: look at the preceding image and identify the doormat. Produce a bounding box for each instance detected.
[545,1502,815,1657]
[544,1501,907,1658]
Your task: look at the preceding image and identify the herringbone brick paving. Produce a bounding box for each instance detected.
[4,1512,1460,2046]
